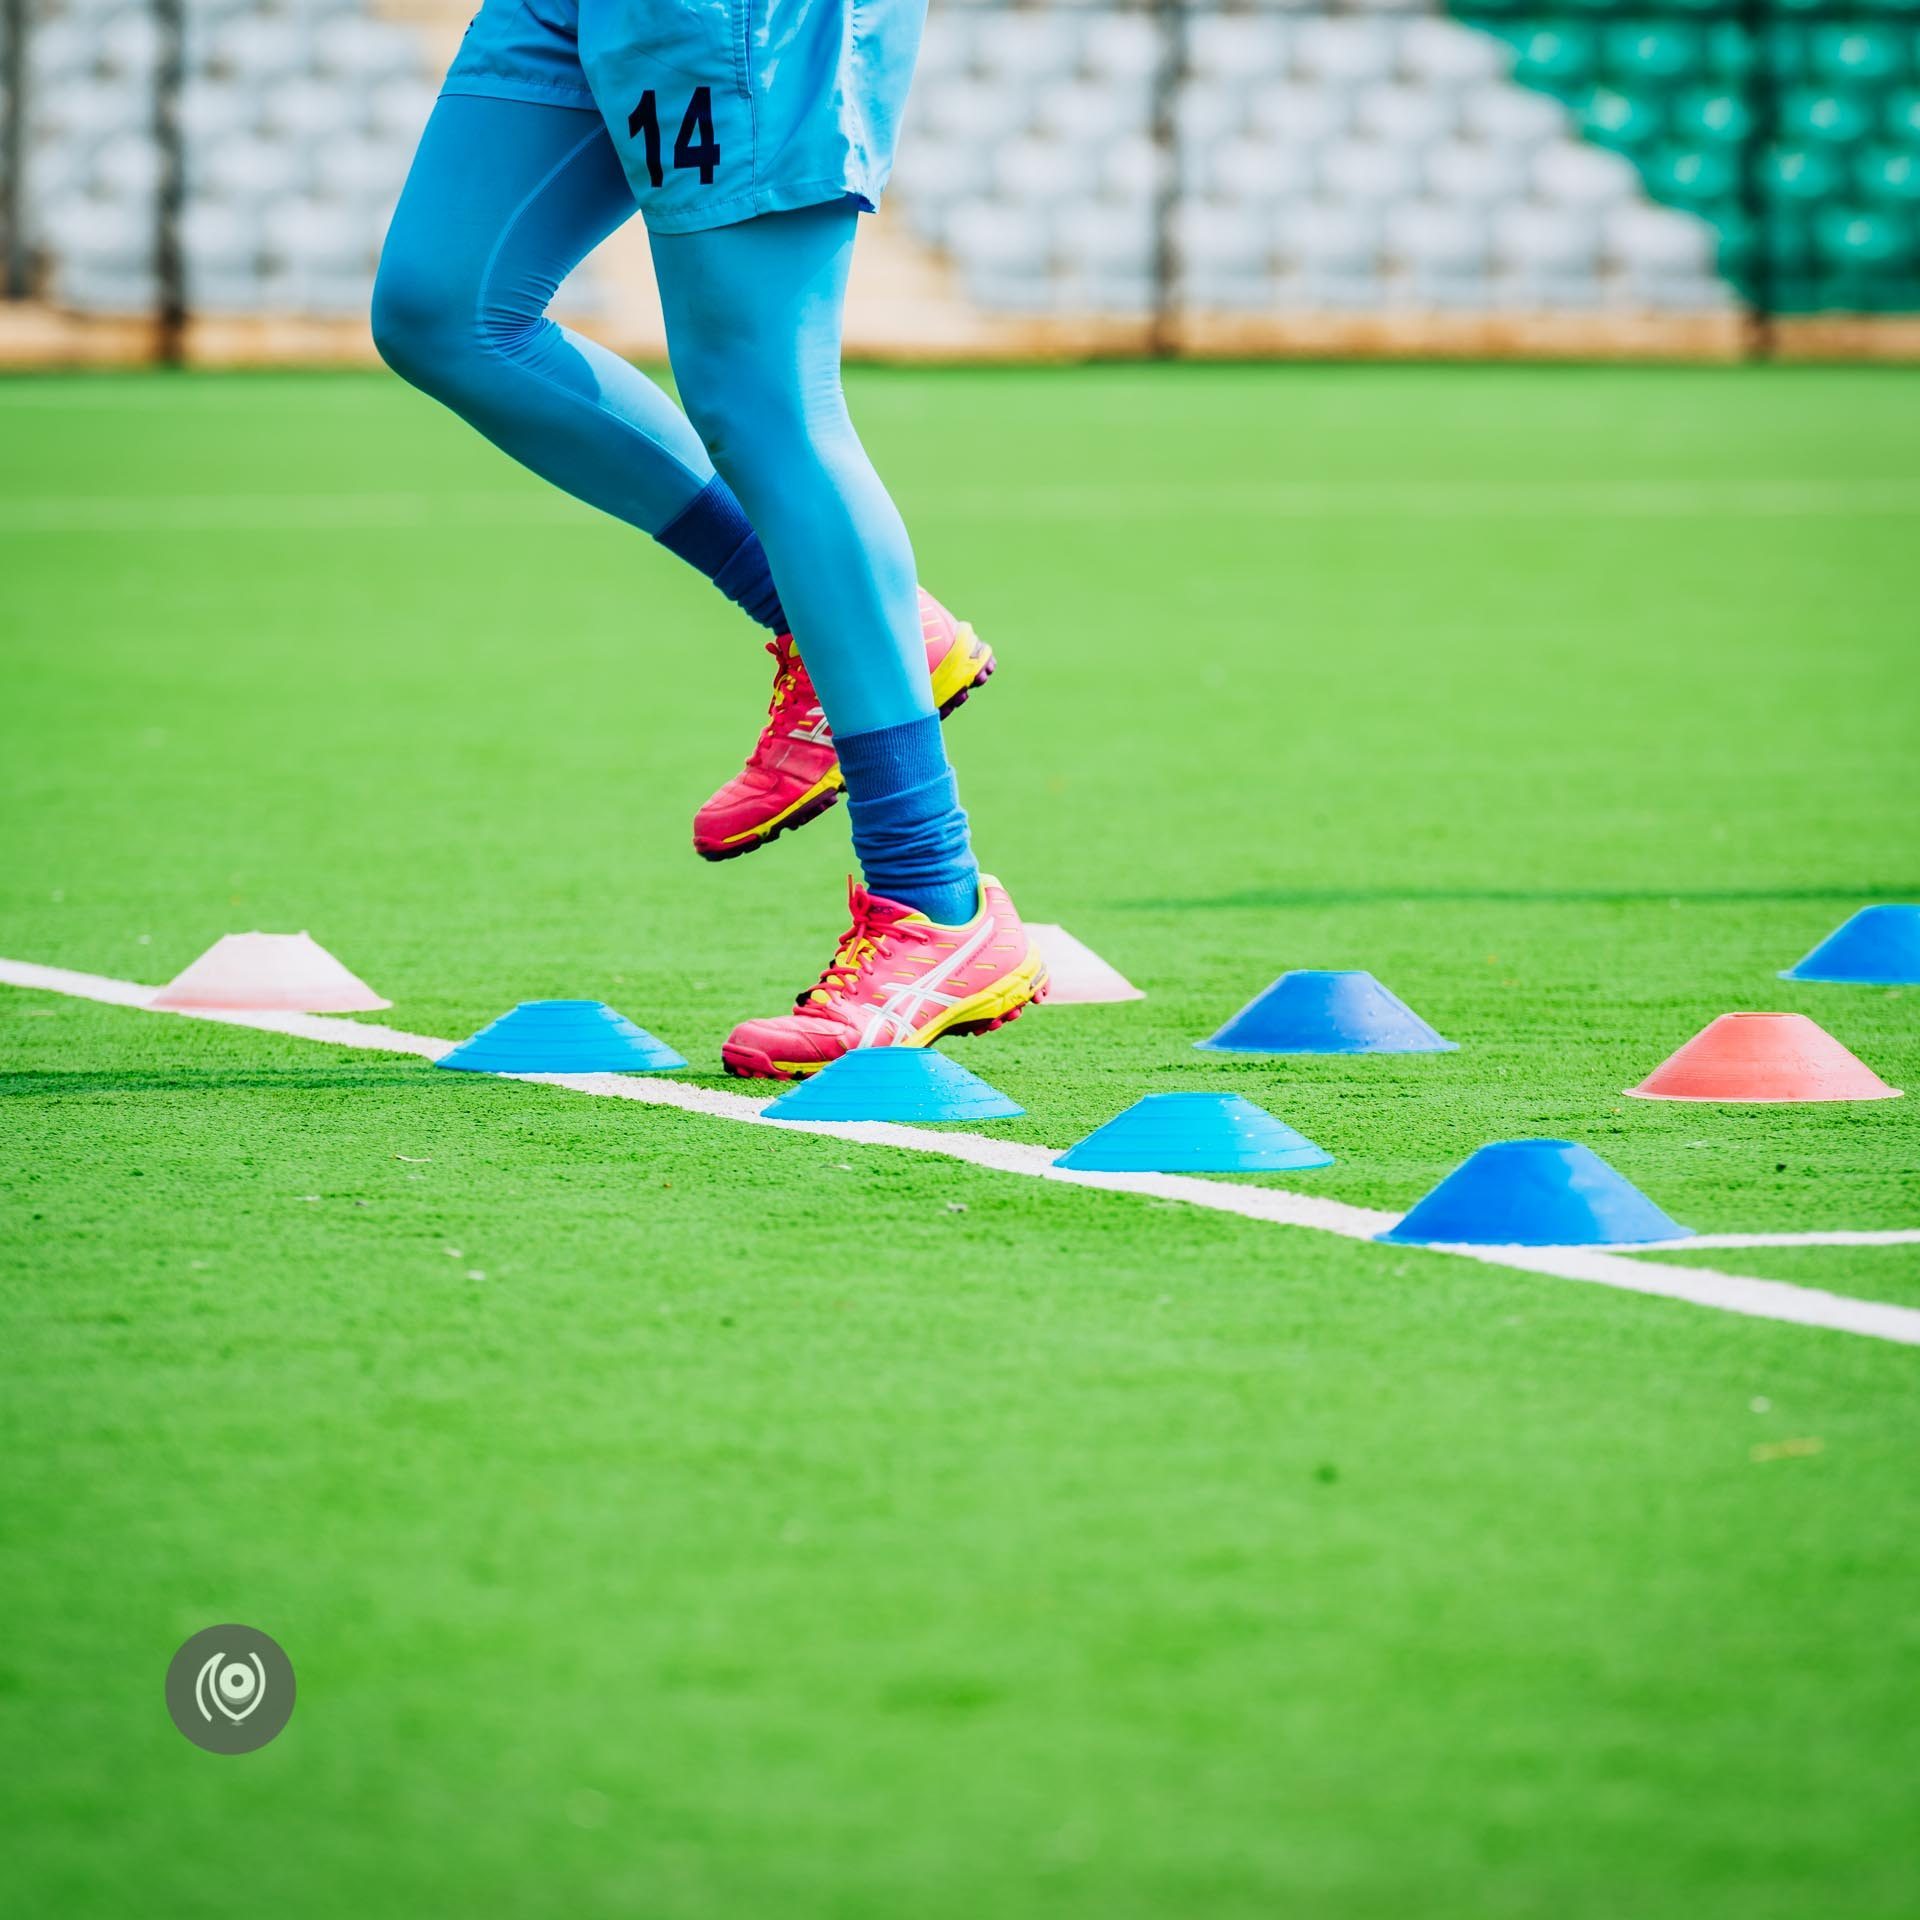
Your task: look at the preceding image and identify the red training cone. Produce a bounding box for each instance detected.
[1627,1012,1901,1104]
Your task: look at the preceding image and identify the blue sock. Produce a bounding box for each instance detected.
[838,715,980,926]
[655,476,788,633]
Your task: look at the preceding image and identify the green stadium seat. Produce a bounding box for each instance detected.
[1815,208,1912,271]
[1886,89,1920,142]
[1700,24,1759,81]
[1810,27,1907,85]
[1513,27,1597,89]
[1671,88,1754,148]
[1579,86,1665,153]
[1644,145,1739,213]
[1780,89,1874,146]
[1764,147,1845,204]
[1858,148,1920,205]
[1763,27,1814,84]
[1602,25,1704,85]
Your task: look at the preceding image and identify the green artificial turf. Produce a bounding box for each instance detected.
[2,365,1918,1917]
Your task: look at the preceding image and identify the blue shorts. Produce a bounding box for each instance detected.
[441,0,925,232]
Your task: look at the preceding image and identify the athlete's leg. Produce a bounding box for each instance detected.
[372,92,784,631]
[651,201,978,924]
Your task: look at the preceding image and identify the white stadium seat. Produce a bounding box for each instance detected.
[1533,141,1642,210]
[1460,85,1566,149]
[1081,13,1163,84]
[1101,135,1167,202]
[975,12,1084,83]
[992,135,1101,204]
[1247,82,1349,147]
[1492,204,1601,274]
[1399,18,1511,88]
[1423,141,1521,208]
[1319,140,1421,205]
[1291,19,1398,88]
[91,132,166,199]
[1185,16,1291,85]
[1203,137,1311,205]
[1354,83,1456,150]
[1604,205,1717,275]
[199,133,307,204]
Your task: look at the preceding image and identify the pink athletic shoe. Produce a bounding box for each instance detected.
[693,590,994,861]
[721,874,1048,1080]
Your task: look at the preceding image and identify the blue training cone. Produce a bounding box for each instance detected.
[1055,1092,1333,1174]
[1781,904,1920,985]
[437,1000,688,1073]
[1197,969,1455,1055]
[762,1046,1022,1123]
[1377,1140,1689,1248]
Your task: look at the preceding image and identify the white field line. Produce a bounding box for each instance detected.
[5,953,1919,1349]
[7,478,1920,535]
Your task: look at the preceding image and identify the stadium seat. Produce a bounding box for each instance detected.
[915,12,976,81]
[975,12,1083,83]
[312,17,420,86]
[1099,136,1166,202]
[993,135,1100,205]
[918,77,1032,145]
[1292,19,1399,88]
[1320,141,1421,206]
[96,9,163,79]
[1081,12,1163,84]
[312,135,416,205]
[1354,83,1456,149]
[1424,141,1517,208]
[90,132,165,200]
[182,199,264,309]
[1669,88,1753,149]
[1642,145,1739,213]
[1459,83,1566,148]
[1174,200,1269,272]
[1247,82,1350,147]
[1578,86,1665,154]
[1780,89,1874,147]
[1764,147,1846,204]
[209,16,308,86]
[1511,26,1596,90]
[199,133,306,204]
[1057,203,1155,278]
[1036,78,1147,145]
[1533,141,1642,208]
[1204,138,1311,205]
[1277,203,1383,275]
[1399,18,1510,89]
[1810,27,1906,86]
[1889,90,1920,142]
[1185,16,1290,85]
[1815,206,1910,271]
[1602,26,1705,86]
[177,80,256,146]
[1858,147,1920,205]
[1384,202,1490,276]
[1493,203,1600,275]
[1604,204,1717,276]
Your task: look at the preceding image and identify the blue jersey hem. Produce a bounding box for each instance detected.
[439,73,600,111]
[640,178,879,234]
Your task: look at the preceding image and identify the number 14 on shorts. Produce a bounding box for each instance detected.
[628,86,720,189]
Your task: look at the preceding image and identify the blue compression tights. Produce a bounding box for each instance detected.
[373,93,977,921]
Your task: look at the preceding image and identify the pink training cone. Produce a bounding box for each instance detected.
[1027,924,1144,1005]
[1626,1011,1901,1103]
[151,932,390,1013]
